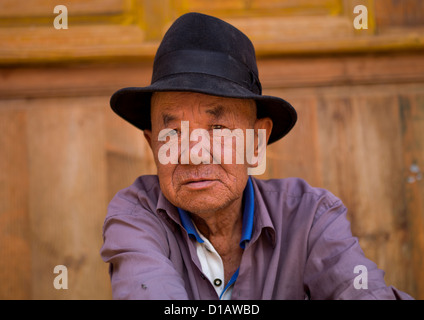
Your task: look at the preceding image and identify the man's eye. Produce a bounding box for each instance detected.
[211,124,224,130]
[158,128,179,140]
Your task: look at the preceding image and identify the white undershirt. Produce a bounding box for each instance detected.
[194,225,233,300]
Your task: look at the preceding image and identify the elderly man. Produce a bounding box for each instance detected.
[100,12,412,300]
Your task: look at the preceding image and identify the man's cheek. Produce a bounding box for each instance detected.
[157,163,175,180]
[158,169,178,201]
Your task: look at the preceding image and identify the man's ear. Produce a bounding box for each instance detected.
[254,117,273,146]
[143,129,153,150]
[246,117,272,176]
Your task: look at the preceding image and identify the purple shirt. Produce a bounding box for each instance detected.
[100,175,413,300]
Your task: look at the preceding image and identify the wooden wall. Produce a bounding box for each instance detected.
[1,0,423,299]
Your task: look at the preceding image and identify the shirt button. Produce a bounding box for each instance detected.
[213,278,222,287]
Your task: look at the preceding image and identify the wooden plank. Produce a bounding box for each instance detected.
[0,63,153,99]
[253,28,424,56]
[315,95,362,210]
[250,0,342,13]
[259,54,424,89]
[1,22,424,64]
[22,96,111,299]
[137,0,175,41]
[227,15,353,42]
[399,93,424,299]
[0,25,150,64]
[350,95,410,292]
[0,107,31,299]
[313,91,413,295]
[375,0,424,29]
[179,0,342,16]
[260,94,323,188]
[0,0,127,17]
[2,54,424,100]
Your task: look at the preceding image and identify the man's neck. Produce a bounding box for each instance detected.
[190,197,244,284]
[191,196,243,239]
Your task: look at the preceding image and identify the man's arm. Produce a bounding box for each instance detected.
[303,198,413,300]
[100,197,189,300]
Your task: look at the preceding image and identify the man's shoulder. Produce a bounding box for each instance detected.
[107,175,161,217]
[252,177,337,199]
[251,177,343,217]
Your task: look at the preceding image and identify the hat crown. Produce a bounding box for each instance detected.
[152,12,261,93]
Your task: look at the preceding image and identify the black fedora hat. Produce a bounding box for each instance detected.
[110,12,297,144]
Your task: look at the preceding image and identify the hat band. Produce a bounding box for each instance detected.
[152,49,262,95]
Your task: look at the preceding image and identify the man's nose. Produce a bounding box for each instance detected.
[179,121,212,165]
[180,126,213,165]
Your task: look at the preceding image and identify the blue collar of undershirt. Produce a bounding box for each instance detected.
[177,177,254,249]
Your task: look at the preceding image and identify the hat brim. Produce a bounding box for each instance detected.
[110,73,297,145]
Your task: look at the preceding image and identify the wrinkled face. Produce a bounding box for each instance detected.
[144,91,272,215]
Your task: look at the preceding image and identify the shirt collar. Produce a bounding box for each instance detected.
[177,177,254,249]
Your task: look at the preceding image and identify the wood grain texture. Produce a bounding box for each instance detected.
[399,93,424,296]
[0,109,31,299]
[26,97,111,299]
[375,0,424,28]
[1,0,424,64]
[0,0,126,17]
[0,97,112,299]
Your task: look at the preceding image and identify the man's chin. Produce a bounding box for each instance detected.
[174,192,231,215]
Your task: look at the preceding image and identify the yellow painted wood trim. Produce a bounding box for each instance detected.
[1,25,423,65]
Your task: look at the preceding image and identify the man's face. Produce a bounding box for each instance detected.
[144,91,272,215]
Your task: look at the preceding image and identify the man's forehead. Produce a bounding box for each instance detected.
[151,92,254,116]
[159,104,227,127]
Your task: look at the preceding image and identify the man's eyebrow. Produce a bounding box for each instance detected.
[205,105,225,119]
[162,113,177,127]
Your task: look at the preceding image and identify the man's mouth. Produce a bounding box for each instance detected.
[181,178,218,189]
